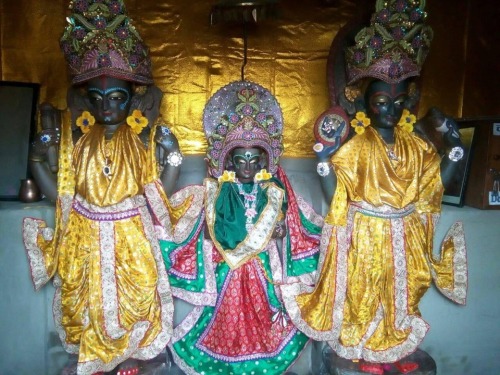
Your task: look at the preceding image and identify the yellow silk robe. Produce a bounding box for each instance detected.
[282,126,467,363]
[23,119,175,375]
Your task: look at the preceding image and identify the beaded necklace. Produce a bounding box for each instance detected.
[234,181,260,232]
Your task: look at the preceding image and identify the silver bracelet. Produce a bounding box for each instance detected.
[166,151,183,167]
[317,161,331,177]
[448,146,464,162]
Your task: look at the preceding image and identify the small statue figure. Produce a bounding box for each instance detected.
[159,81,323,374]
[282,1,468,374]
[22,1,186,374]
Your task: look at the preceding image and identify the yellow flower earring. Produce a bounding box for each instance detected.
[127,109,149,134]
[350,112,371,135]
[398,109,416,132]
[76,111,95,133]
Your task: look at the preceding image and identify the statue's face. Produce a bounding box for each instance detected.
[86,76,132,125]
[230,147,263,183]
[365,80,409,129]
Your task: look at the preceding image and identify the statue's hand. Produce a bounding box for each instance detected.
[30,129,60,173]
[313,122,345,161]
[271,220,286,239]
[155,125,182,168]
[441,117,463,148]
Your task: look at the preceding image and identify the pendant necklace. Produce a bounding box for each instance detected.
[387,144,398,161]
[235,181,259,232]
[102,140,113,179]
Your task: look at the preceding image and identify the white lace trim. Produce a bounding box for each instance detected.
[22,218,51,290]
[144,181,173,236]
[296,195,324,227]
[99,221,129,339]
[52,275,80,354]
[282,205,430,362]
[51,197,174,374]
[171,306,205,344]
[432,221,468,305]
[170,185,206,243]
[171,240,218,306]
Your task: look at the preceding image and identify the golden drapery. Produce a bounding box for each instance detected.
[22,118,175,374]
[1,0,498,157]
[281,127,467,363]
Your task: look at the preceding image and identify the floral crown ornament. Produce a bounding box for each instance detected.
[345,0,433,85]
[60,0,153,85]
[203,81,284,179]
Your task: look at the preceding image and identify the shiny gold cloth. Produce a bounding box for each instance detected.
[287,127,467,363]
[1,1,497,157]
[23,119,174,374]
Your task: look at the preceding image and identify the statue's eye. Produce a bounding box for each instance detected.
[108,93,126,101]
[89,93,103,102]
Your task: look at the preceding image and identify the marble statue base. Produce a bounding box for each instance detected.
[320,346,437,375]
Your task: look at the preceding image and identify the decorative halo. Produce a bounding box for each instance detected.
[203,81,283,138]
[313,106,349,146]
[203,80,284,179]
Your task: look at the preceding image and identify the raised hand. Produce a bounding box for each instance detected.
[154,125,181,168]
[441,117,463,149]
[313,122,346,161]
[30,103,61,173]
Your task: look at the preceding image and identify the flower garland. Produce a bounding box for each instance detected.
[350,112,371,135]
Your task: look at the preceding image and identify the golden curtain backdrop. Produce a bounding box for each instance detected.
[1,0,498,156]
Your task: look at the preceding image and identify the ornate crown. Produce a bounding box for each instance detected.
[203,81,284,179]
[345,0,433,84]
[60,0,153,85]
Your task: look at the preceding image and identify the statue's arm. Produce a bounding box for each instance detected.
[317,160,338,205]
[155,125,182,196]
[314,122,345,204]
[29,103,61,203]
[29,159,58,202]
[440,118,465,189]
[433,114,465,189]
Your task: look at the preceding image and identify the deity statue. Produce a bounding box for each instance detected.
[282,1,468,374]
[158,81,323,374]
[22,1,189,374]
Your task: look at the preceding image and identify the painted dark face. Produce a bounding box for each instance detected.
[365,80,409,129]
[86,76,132,125]
[230,147,264,183]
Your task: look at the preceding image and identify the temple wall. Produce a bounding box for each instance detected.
[0,0,498,157]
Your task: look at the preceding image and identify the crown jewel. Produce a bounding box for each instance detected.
[60,0,153,85]
[203,81,283,179]
[346,0,433,84]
